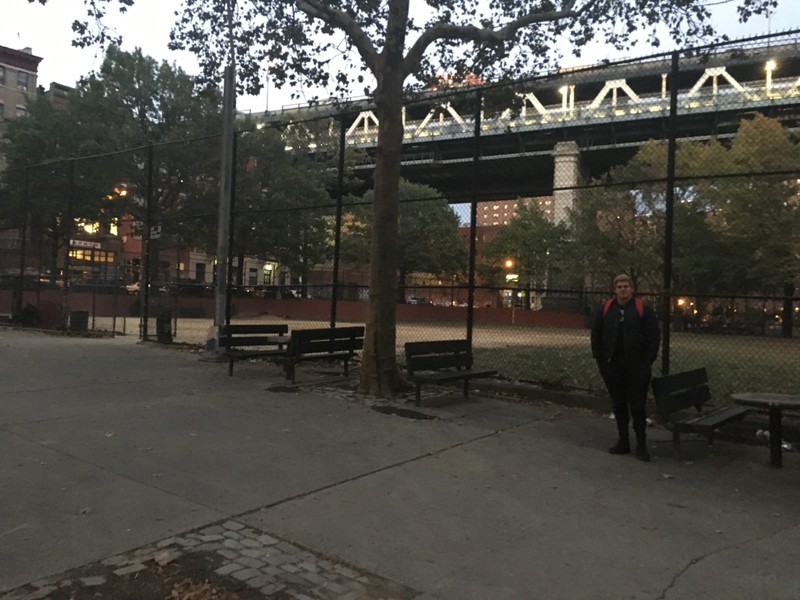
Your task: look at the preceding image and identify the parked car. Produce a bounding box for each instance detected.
[125,281,140,295]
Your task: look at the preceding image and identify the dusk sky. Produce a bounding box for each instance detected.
[2,0,796,114]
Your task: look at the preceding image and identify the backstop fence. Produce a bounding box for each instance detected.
[1,31,799,399]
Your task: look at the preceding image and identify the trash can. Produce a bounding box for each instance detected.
[156,308,173,344]
[69,310,89,332]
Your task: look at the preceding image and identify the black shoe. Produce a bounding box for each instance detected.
[636,446,651,462]
[609,441,631,455]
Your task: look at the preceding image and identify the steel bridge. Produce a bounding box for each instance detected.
[317,39,800,203]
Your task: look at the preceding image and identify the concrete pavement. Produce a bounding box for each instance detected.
[1,327,799,599]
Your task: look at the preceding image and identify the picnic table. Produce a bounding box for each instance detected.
[731,392,800,468]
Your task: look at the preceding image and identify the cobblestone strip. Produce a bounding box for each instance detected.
[1,520,416,600]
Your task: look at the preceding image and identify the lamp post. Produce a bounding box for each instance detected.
[765,60,776,94]
[504,258,519,323]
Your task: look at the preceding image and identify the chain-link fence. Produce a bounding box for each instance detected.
[2,31,798,399]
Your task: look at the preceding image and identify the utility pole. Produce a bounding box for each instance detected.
[212,0,236,353]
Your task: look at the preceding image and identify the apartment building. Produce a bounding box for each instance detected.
[476,196,555,226]
[0,44,42,124]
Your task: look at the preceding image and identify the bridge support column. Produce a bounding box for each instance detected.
[552,141,582,224]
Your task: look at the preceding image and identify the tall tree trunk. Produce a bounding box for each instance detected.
[358,76,404,398]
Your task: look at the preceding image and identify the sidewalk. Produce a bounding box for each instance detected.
[1,327,799,599]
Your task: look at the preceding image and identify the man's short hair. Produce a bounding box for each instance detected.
[613,274,633,287]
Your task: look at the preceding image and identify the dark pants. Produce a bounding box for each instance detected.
[598,358,652,446]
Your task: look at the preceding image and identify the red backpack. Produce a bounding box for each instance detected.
[603,297,644,318]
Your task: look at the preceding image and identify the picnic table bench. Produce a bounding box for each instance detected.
[404,339,497,406]
[283,326,365,384]
[220,323,290,376]
[651,367,752,460]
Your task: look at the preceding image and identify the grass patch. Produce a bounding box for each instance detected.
[473,327,800,400]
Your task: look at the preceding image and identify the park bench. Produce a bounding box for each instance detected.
[651,367,752,460]
[283,326,365,384]
[220,323,290,376]
[404,339,497,406]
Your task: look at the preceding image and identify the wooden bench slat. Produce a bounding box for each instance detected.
[651,367,710,396]
[222,324,289,335]
[411,369,496,384]
[676,405,751,429]
[295,338,365,354]
[408,354,470,372]
[220,335,288,347]
[406,340,470,355]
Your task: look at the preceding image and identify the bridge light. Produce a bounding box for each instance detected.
[765,60,776,92]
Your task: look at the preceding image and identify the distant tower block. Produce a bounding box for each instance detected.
[552,141,583,224]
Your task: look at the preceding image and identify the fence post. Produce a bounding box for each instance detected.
[225,130,238,328]
[331,115,347,328]
[466,88,482,349]
[13,168,30,319]
[661,51,679,376]
[141,143,154,340]
[61,160,75,331]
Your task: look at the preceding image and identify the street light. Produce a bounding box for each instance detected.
[766,60,777,94]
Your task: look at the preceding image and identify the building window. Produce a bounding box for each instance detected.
[69,249,116,263]
[17,71,29,91]
[0,66,5,85]
[16,106,27,118]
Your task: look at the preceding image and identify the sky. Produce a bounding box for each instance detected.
[1,0,796,115]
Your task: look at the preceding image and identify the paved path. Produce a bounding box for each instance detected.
[1,327,799,599]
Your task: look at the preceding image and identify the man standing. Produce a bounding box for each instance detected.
[591,274,661,461]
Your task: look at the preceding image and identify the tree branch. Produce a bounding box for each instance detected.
[402,0,595,76]
[294,0,381,73]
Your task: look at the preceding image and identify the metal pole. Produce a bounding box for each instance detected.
[661,51,680,376]
[214,0,236,353]
[331,116,347,327]
[466,89,482,348]
[61,160,74,331]
[141,143,154,340]
[225,131,238,328]
[13,168,30,318]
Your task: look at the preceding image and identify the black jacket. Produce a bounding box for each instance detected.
[590,298,660,364]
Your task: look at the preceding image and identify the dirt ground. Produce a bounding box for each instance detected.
[16,553,270,600]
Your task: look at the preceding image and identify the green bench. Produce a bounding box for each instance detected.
[651,368,752,460]
[404,339,497,406]
[220,323,290,376]
[283,326,365,384]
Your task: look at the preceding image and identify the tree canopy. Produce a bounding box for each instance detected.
[568,113,800,296]
[340,178,467,298]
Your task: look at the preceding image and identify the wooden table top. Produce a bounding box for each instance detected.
[731,392,800,409]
